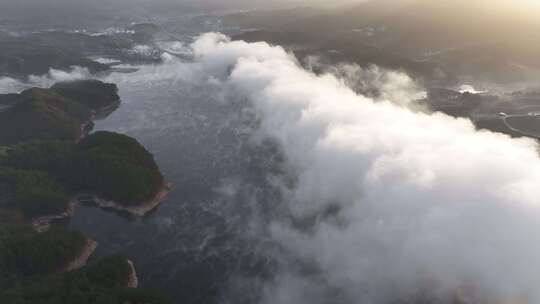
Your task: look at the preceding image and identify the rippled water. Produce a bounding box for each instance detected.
[67,16,283,304]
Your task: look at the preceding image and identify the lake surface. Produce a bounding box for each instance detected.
[67,15,282,304]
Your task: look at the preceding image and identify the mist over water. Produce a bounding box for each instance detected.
[72,32,540,303]
[183,33,540,304]
[3,16,540,302]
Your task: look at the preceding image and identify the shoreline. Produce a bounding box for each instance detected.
[78,181,172,216]
[126,260,139,288]
[77,112,96,143]
[32,201,76,233]
[77,100,121,142]
[93,100,121,120]
[27,181,171,232]
[60,238,98,272]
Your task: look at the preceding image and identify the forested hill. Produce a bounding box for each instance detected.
[0,80,170,304]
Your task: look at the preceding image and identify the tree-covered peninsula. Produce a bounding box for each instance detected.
[0,80,170,304]
[0,253,169,304]
[0,80,121,145]
[0,88,93,145]
[1,131,166,216]
[0,225,87,283]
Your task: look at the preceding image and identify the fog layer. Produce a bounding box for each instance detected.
[5,29,536,303]
[186,33,540,304]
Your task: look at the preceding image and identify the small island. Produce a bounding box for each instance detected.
[51,79,121,115]
[0,80,121,145]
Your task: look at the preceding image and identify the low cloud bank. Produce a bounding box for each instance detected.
[0,66,91,94]
[187,33,540,304]
[28,66,92,87]
[2,31,539,304]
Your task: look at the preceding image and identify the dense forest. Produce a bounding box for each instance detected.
[0,255,169,304]
[0,80,120,145]
[0,80,121,145]
[0,225,86,285]
[0,133,163,220]
[0,167,69,218]
[51,80,120,111]
[0,88,92,145]
[0,80,169,303]
[72,131,164,205]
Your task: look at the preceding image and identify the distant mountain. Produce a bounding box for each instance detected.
[230,0,540,49]
[377,0,540,49]
[0,36,108,78]
[284,0,411,35]
[0,23,169,79]
[222,7,323,30]
[229,0,540,86]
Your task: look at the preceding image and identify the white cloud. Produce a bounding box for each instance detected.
[5,31,537,303]
[0,66,92,93]
[0,77,26,94]
[185,33,540,304]
[28,66,92,87]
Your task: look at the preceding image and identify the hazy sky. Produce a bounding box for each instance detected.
[1,0,538,13]
[0,0,364,10]
[0,0,361,24]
